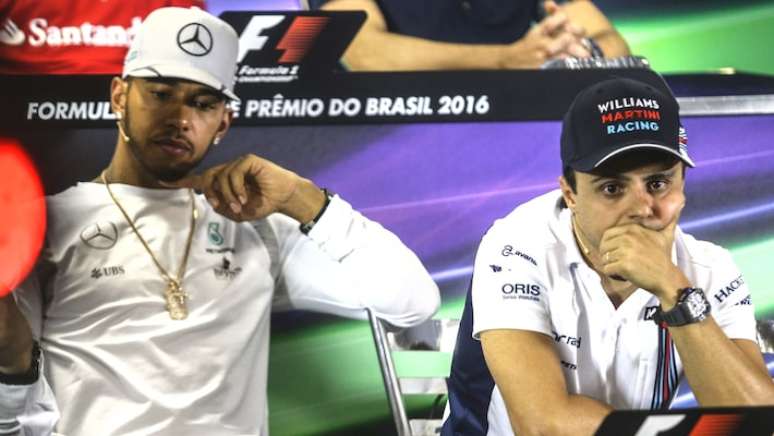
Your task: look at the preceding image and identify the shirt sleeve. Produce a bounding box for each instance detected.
[471,222,552,339]
[260,195,440,328]
[702,248,757,343]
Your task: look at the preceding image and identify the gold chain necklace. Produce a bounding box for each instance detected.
[101,171,198,320]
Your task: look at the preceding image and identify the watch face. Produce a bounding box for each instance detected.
[684,289,710,318]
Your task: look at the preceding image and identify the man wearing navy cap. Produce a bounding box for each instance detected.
[442,77,774,436]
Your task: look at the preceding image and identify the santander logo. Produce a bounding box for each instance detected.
[0,16,143,48]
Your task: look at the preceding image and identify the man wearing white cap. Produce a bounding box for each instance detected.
[442,78,774,435]
[0,7,440,436]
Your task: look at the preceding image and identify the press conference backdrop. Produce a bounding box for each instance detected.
[3,1,774,432]
[4,69,774,434]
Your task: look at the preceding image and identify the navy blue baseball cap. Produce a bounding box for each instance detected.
[561,77,694,172]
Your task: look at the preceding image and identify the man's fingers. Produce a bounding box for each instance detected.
[229,156,257,206]
[544,32,577,57]
[566,40,591,58]
[543,0,560,16]
[202,185,220,209]
[216,163,243,214]
[540,11,569,36]
[566,22,586,38]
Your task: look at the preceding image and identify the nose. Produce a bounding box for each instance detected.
[626,185,655,222]
[166,103,193,131]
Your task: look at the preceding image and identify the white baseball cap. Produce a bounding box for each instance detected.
[123,7,240,101]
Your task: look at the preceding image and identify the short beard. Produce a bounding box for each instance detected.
[123,103,217,183]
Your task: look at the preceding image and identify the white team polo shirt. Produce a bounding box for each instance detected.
[469,190,756,435]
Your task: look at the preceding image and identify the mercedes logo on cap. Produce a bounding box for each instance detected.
[177,22,213,57]
[80,222,119,250]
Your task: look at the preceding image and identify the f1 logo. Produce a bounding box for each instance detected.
[237,16,284,62]
[237,15,330,64]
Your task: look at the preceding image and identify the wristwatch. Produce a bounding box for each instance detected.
[653,287,711,327]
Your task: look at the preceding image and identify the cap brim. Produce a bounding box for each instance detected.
[124,63,239,102]
[571,143,695,172]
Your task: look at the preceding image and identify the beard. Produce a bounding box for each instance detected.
[123,105,216,183]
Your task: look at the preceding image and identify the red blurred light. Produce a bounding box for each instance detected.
[0,138,46,297]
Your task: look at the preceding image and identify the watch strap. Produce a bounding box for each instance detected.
[653,287,710,327]
[0,341,41,386]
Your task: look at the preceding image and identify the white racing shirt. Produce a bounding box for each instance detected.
[0,182,440,436]
[442,189,756,436]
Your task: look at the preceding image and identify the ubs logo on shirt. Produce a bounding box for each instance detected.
[91,265,125,279]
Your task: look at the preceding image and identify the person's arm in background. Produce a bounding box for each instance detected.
[0,296,33,376]
[319,0,591,70]
[556,0,630,57]
[0,261,59,436]
[481,329,612,435]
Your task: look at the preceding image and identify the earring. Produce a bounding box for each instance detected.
[213,136,221,145]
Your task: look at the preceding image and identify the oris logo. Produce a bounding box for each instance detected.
[501,283,541,301]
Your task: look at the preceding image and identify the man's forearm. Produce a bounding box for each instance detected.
[563,0,630,57]
[670,317,774,406]
[0,296,33,374]
[589,29,630,58]
[512,394,611,436]
[342,31,505,71]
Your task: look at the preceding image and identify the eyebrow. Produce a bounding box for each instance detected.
[141,78,225,101]
[590,167,678,184]
[644,168,678,181]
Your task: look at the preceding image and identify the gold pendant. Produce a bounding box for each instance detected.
[165,279,188,320]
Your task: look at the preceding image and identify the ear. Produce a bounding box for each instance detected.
[558,175,576,210]
[110,77,129,116]
[214,105,234,140]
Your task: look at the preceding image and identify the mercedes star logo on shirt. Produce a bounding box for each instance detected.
[80,221,119,249]
[177,22,213,57]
